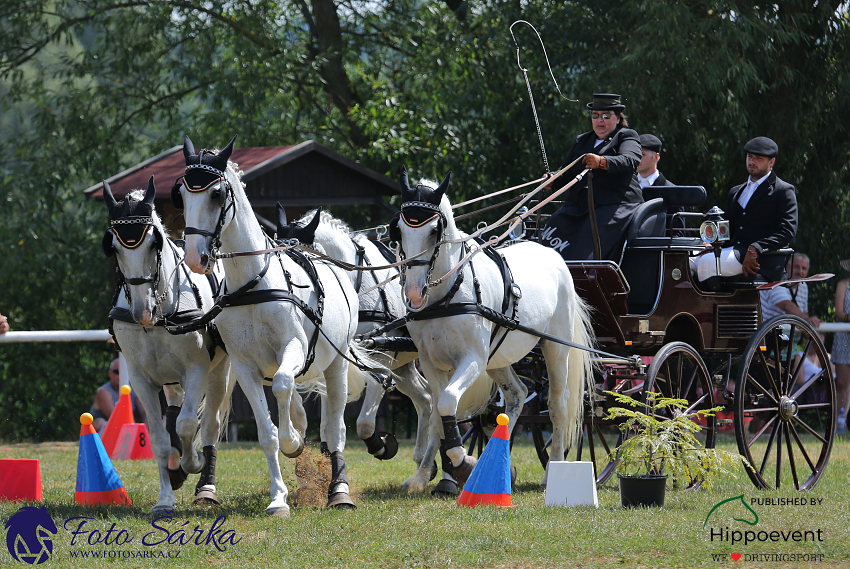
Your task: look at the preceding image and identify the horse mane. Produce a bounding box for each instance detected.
[224,159,246,190]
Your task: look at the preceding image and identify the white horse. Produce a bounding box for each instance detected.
[102,177,233,513]
[391,167,595,487]
[277,206,441,492]
[176,135,379,515]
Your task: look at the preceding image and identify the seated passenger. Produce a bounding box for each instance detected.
[540,93,643,260]
[691,137,797,283]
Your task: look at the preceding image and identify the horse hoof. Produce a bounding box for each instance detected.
[168,467,189,490]
[452,455,477,486]
[326,492,356,510]
[431,479,459,497]
[193,489,220,507]
[149,505,174,517]
[373,432,398,461]
[282,433,305,458]
[429,461,439,482]
[266,505,291,518]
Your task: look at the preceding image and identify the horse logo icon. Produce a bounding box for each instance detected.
[4,506,58,564]
[704,494,759,528]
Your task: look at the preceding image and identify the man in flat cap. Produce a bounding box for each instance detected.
[636,134,671,189]
[692,136,798,283]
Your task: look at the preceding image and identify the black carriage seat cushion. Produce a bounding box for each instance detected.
[641,185,707,208]
[627,198,667,241]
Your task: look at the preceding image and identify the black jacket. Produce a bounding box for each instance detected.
[556,125,643,206]
[726,171,798,281]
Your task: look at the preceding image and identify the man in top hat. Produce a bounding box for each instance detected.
[541,93,642,261]
[692,136,797,284]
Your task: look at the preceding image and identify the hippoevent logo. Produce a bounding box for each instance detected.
[4,507,241,563]
[4,506,58,565]
[705,494,826,563]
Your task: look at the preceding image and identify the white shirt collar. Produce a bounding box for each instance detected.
[638,171,660,188]
[738,171,771,209]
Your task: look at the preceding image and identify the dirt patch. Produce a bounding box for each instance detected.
[292,445,332,508]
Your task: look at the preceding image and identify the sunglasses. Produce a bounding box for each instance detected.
[591,112,614,120]
[109,368,119,373]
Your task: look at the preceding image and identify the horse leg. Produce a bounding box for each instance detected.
[194,357,231,506]
[319,394,330,456]
[232,359,289,516]
[272,340,307,459]
[175,368,208,475]
[163,383,186,473]
[402,396,441,494]
[436,355,484,485]
[357,379,395,459]
[394,361,432,466]
[131,377,177,512]
[323,357,356,510]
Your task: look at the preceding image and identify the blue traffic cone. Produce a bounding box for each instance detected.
[457,413,514,507]
[75,413,131,506]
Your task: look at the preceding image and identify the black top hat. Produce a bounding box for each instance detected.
[743,136,778,158]
[586,93,625,111]
[640,134,663,153]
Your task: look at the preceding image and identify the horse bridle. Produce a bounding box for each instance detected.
[180,157,236,265]
[395,200,447,312]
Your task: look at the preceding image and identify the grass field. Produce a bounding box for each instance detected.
[1,433,848,568]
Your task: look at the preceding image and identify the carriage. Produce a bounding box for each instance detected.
[444,183,837,492]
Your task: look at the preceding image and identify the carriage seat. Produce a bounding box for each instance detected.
[642,185,707,208]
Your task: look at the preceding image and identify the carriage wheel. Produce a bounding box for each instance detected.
[526,391,625,486]
[643,342,717,489]
[734,315,835,491]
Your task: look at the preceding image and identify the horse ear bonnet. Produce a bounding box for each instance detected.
[102,231,115,257]
[398,167,450,229]
[179,134,237,208]
[103,176,159,252]
[171,181,183,209]
[276,206,322,244]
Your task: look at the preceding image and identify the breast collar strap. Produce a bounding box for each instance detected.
[405,241,520,362]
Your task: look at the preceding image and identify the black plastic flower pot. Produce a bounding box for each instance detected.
[618,474,668,508]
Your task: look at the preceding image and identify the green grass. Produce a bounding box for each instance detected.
[1,434,848,568]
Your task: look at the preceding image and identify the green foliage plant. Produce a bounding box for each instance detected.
[605,391,749,489]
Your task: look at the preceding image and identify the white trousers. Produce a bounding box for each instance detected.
[690,247,743,281]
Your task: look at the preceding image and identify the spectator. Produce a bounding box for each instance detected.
[0,312,8,334]
[90,358,146,432]
[760,253,822,328]
[830,263,850,435]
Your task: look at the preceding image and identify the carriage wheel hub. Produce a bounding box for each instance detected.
[779,396,798,421]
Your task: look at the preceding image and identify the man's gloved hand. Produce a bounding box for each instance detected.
[742,245,761,277]
[583,154,607,170]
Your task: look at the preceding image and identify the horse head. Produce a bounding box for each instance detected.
[394,165,452,309]
[275,203,323,251]
[102,176,165,327]
[175,134,237,274]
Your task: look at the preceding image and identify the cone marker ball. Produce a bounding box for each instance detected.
[497,413,509,426]
[80,413,94,426]
[120,385,132,395]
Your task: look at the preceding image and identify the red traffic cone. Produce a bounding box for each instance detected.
[100,384,135,456]
[0,459,43,502]
[457,413,515,507]
[75,413,131,506]
[112,423,155,460]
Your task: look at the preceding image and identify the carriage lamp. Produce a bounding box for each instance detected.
[717,220,730,242]
[700,221,719,244]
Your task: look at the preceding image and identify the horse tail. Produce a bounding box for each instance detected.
[565,292,596,451]
[345,340,387,403]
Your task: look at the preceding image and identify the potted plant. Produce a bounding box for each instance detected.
[604,391,748,508]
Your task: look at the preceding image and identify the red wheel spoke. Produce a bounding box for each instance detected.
[759,419,781,476]
[675,354,685,398]
[757,351,782,402]
[748,414,778,449]
[746,372,780,405]
[782,325,797,394]
[791,415,828,444]
[796,402,832,409]
[743,406,780,414]
[788,422,816,473]
[791,369,825,399]
[784,425,800,490]
[685,392,710,414]
[775,422,783,489]
[595,423,613,458]
[790,336,814,386]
